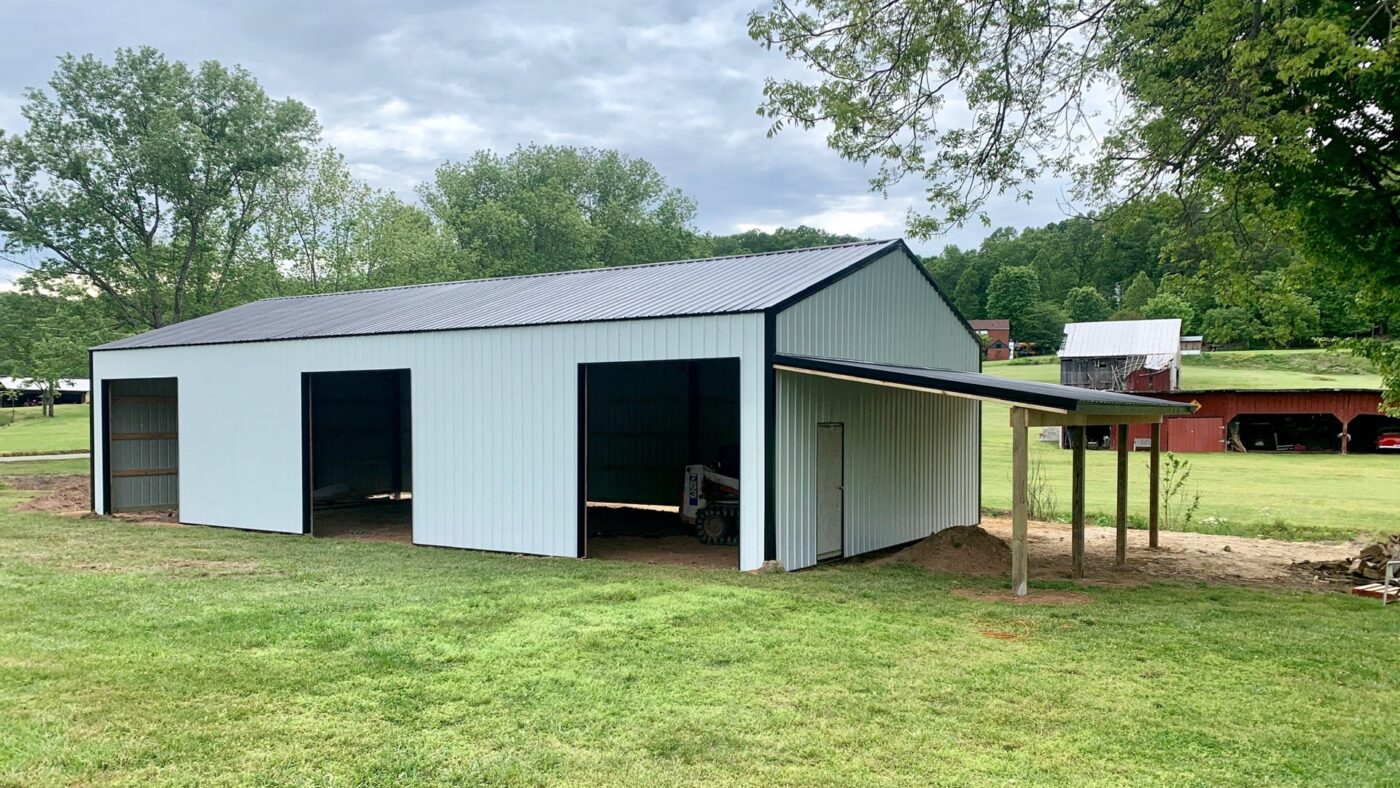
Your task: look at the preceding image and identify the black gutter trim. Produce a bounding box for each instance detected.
[765,240,982,346]
[775,354,1197,417]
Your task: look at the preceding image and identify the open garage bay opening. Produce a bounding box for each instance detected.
[302,369,412,541]
[580,358,740,569]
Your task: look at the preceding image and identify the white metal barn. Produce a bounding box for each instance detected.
[90,239,1186,574]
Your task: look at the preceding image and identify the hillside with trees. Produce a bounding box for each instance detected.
[924,196,1394,353]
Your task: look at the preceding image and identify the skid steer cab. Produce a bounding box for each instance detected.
[679,464,739,546]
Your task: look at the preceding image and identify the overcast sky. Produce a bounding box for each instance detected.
[1,0,1085,285]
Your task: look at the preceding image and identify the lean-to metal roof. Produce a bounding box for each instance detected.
[97,240,915,350]
[774,354,1197,416]
[1058,319,1182,369]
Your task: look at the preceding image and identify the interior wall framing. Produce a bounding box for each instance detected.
[101,377,179,513]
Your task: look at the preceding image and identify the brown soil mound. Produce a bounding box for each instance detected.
[879,526,1012,576]
[6,474,178,524]
[9,475,90,515]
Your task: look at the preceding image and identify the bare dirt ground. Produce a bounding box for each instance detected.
[585,503,739,569]
[312,500,413,543]
[5,477,1366,587]
[5,474,178,524]
[879,516,1361,591]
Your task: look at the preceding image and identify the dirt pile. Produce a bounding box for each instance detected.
[5,474,177,524]
[7,475,90,515]
[879,526,1012,576]
[1296,535,1399,582]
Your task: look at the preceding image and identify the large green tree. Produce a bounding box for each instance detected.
[420,145,703,278]
[0,290,113,416]
[751,0,1400,403]
[0,47,320,330]
[706,225,862,256]
[1063,286,1111,323]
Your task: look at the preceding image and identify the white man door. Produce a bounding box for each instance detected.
[816,422,844,560]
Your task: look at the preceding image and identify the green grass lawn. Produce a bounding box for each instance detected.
[0,405,90,456]
[978,403,1395,541]
[981,350,1392,541]
[0,486,1397,786]
[986,349,1382,390]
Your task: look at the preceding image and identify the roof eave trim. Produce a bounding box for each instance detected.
[90,308,770,352]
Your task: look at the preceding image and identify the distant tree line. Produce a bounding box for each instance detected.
[924,194,1395,352]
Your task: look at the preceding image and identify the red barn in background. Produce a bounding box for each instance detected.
[970,319,1011,361]
[1109,389,1398,454]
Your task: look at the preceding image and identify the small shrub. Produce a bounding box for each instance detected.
[1027,456,1058,521]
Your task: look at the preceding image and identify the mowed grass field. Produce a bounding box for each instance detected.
[1,474,1397,785]
[0,405,90,456]
[981,350,1393,540]
[977,403,1395,541]
[985,349,1383,390]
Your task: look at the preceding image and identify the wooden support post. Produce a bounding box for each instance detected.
[1011,407,1029,596]
[1340,416,1350,455]
[1070,425,1085,579]
[1149,422,1161,549]
[1116,424,1128,566]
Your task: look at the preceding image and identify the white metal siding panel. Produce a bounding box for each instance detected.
[91,313,768,570]
[776,250,979,372]
[774,371,979,570]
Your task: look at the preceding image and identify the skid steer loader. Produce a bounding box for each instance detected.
[680,461,739,546]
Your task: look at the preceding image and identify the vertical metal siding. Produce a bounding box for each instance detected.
[91,313,768,570]
[774,250,981,570]
[776,250,980,371]
[774,372,979,570]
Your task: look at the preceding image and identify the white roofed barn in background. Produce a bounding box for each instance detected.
[1059,319,1183,392]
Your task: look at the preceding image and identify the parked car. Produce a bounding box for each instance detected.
[1378,429,1400,451]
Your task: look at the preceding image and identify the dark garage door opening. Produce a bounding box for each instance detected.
[1230,413,1342,452]
[302,369,412,541]
[579,358,740,569]
[1348,413,1400,454]
[102,377,179,514]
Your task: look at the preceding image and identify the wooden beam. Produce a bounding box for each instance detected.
[1149,422,1162,549]
[1070,425,1086,579]
[1011,407,1029,596]
[110,467,177,478]
[109,432,178,441]
[1024,410,1172,428]
[1116,423,1129,566]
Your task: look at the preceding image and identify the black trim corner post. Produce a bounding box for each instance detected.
[576,364,588,559]
[1116,424,1129,566]
[300,373,313,536]
[1149,422,1162,549]
[1070,425,1086,579]
[1010,407,1029,596]
[763,311,777,564]
[88,350,96,514]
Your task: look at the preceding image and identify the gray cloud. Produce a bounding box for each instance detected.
[0,0,1082,284]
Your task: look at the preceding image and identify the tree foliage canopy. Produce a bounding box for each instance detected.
[0,47,319,330]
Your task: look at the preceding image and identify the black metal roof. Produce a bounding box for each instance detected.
[97,240,914,350]
[774,354,1198,416]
